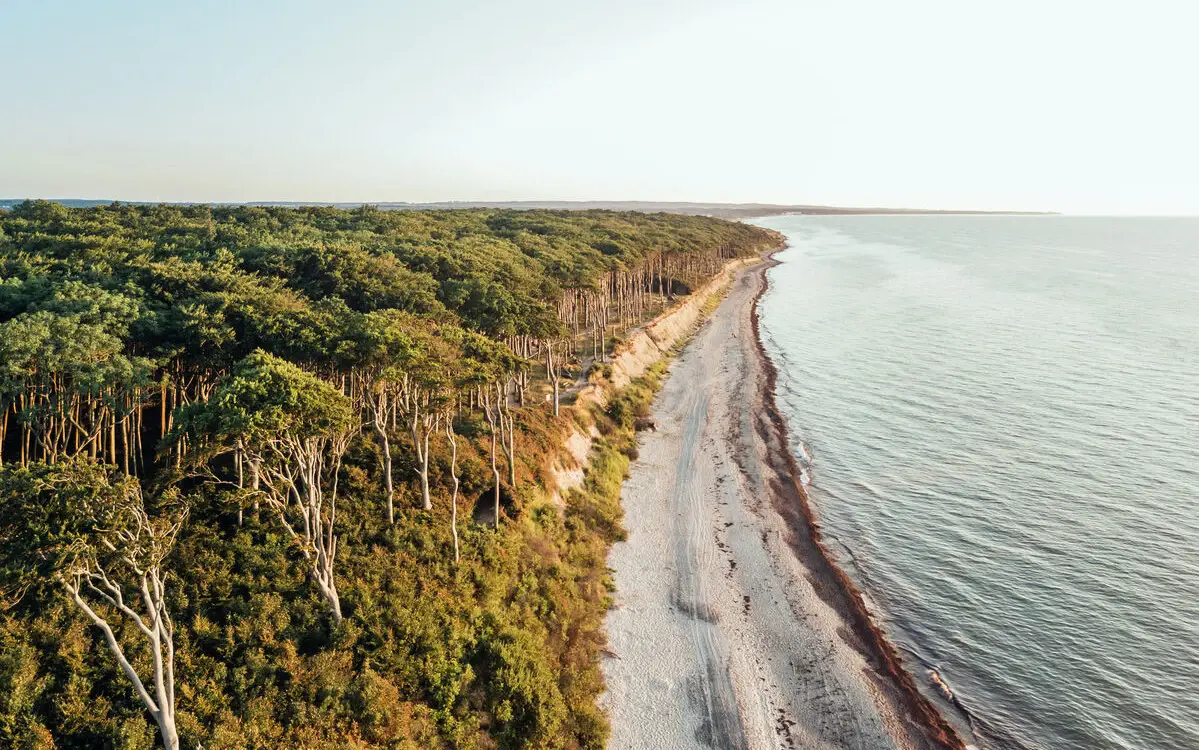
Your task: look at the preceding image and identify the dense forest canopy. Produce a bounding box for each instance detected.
[0,201,776,749]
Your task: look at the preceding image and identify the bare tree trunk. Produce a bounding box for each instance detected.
[250,456,261,516]
[421,423,432,511]
[374,421,395,523]
[319,445,345,625]
[363,385,396,523]
[446,419,460,563]
[306,448,344,625]
[483,388,501,530]
[312,558,342,624]
[498,381,517,488]
[257,435,348,625]
[410,409,433,511]
[62,566,180,750]
[235,440,244,527]
[546,341,560,416]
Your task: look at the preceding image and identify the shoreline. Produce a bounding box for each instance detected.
[601,247,968,749]
[748,252,969,749]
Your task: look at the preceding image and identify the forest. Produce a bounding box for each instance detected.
[0,200,777,749]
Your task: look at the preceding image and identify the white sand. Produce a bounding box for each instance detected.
[601,258,951,750]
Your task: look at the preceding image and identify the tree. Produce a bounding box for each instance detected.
[461,333,518,528]
[175,350,356,624]
[444,418,461,564]
[496,378,517,488]
[342,311,458,516]
[342,310,419,523]
[481,385,503,531]
[544,338,563,417]
[0,200,782,747]
[0,459,186,750]
[396,324,455,513]
[0,309,155,469]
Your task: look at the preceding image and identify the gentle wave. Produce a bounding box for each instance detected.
[755,215,1199,750]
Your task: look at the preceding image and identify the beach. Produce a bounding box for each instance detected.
[600,253,965,750]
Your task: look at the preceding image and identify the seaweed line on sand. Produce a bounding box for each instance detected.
[748,250,970,750]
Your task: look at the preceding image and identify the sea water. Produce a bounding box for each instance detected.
[754,215,1199,750]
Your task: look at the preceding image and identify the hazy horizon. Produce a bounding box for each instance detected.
[4,1,1198,215]
[7,198,1199,218]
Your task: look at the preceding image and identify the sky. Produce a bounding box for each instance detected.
[2,0,1198,214]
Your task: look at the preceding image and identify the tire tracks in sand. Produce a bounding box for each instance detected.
[601,254,965,750]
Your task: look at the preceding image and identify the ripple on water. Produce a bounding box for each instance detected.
[755,215,1199,750]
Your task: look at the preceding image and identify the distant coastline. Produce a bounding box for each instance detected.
[0,197,1057,219]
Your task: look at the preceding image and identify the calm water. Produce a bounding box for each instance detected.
[753,215,1199,750]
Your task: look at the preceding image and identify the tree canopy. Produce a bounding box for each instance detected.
[0,201,777,749]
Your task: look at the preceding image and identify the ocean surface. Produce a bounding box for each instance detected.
[753,215,1199,750]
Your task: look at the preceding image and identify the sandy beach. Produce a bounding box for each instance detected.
[601,254,965,750]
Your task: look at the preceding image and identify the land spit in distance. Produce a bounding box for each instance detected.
[600,252,970,750]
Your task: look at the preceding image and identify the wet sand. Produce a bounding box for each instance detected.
[601,254,965,750]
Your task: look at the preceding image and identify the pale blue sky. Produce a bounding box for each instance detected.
[2,0,1197,213]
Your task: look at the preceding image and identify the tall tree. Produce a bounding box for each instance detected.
[174,350,356,624]
[342,310,419,523]
[0,459,187,750]
[444,417,461,563]
[459,332,517,528]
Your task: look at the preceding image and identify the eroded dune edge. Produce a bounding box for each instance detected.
[601,247,968,750]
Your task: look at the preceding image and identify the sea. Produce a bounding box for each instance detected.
[753,215,1199,750]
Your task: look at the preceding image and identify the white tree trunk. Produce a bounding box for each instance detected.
[546,342,560,416]
[63,567,180,750]
[410,408,433,511]
[374,421,394,523]
[482,388,501,530]
[256,434,348,625]
[498,381,517,488]
[446,419,460,563]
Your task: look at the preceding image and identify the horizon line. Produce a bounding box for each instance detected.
[7,197,1197,217]
[0,197,1067,216]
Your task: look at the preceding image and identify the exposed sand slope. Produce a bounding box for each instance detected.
[549,257,758,505]
[601,257,962,750]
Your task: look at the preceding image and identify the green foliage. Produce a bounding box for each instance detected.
[0,202,770,748]
[0,459,153,601]
[176,350,355,448]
